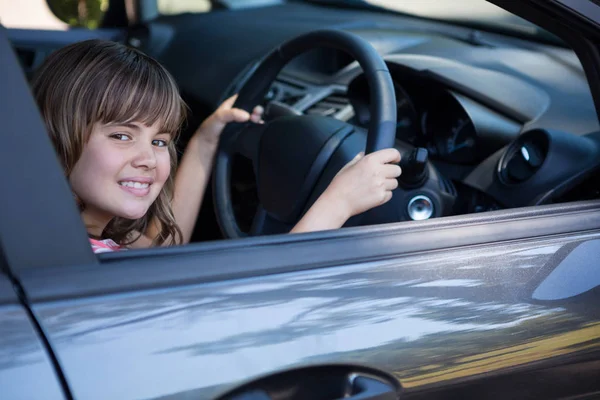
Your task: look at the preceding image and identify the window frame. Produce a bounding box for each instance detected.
[0,25,98,272]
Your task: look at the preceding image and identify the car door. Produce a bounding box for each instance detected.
[0,271,66,400]
[2,1,600,400]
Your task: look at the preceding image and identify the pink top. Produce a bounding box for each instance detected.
[90,238,122,254]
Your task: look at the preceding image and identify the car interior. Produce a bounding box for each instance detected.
[4,0,600,246]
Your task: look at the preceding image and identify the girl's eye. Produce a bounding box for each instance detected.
[110,133,131,141]
[152,139,169,148]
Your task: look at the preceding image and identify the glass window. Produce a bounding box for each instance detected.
[0,0,109,30]
[157,0,212,15]
[0,0,67,30]
[365,0,556,42]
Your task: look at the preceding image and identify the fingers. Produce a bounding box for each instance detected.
[221,95,263,115]
[216,108,250,124]
[382,164,402,178]
[384,177,399,191]
[218,95,264,124]
[252,105,264,116]
[220,94,238,109]
[344,151,364,169]
[250,105,264,124]
[230,108,251,123]
[212,94,246,124]
[350,151,364,164]
[334,151,364,177]
[383,191,393,203]
[370,148,401,164]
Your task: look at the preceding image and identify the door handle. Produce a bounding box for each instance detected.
[216,364,402,400]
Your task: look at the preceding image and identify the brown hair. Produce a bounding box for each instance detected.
[31,39,185,246]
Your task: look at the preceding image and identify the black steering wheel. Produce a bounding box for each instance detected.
[213,29,397,238]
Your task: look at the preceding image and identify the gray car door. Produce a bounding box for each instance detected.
[2,1,600,400]
[0,272,66,400]
[15,210,600,400]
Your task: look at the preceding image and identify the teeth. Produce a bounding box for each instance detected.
[119,181,149,189]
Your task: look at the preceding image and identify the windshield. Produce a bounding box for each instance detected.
[157,0,560,43]
[369,1,537,32]
[307,0,559,43]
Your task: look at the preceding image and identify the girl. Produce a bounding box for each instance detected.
[32,39,401,253]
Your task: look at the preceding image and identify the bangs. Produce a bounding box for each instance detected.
[32,40,185,245]
[90,50,185,136]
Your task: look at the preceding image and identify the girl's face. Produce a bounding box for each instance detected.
[69,121,172,232]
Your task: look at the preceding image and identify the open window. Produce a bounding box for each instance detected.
[1,0,600,281]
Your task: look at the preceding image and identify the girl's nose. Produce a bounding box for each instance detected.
[131,145,157,170]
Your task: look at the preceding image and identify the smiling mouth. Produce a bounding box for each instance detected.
[119,181,151,189]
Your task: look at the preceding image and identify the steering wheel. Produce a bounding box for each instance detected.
[213,29,399,238]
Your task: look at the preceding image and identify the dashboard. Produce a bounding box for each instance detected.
[237,26,600,213]
[221,20,599,195]
[135,1,600,223]
[345,69,521,165]
[253,33,597,169]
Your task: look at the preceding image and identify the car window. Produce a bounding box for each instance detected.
[158,0,212,15]
[365,0,560,43]
[157,0,288,15]
[46,0,109,29]
[0,0,67,30]
[0,0,111,30]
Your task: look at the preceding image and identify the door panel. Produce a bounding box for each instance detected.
[30,231,600,399]
[0,274,66,400]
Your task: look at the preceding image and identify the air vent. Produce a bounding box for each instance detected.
[498,129,549,185]
[305,93,354,120]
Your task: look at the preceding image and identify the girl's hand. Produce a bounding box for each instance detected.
[196,94,264,146]
[323,148,402,220]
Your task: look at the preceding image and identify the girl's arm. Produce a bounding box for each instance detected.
[156,95,262,244]
[291,149,401,233]
[169,134,218,243]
